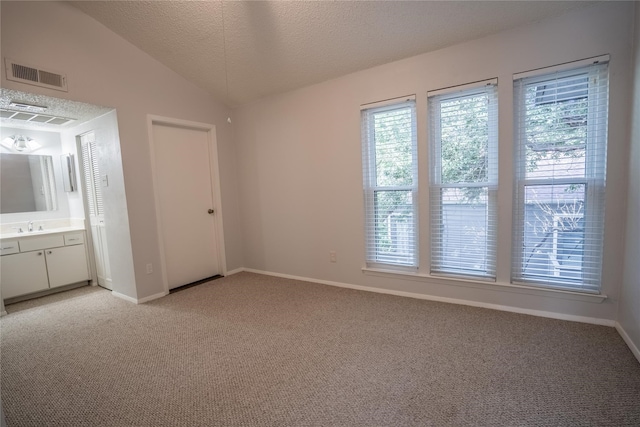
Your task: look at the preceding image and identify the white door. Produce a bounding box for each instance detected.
[152,122,220,289]
[80,133,112,290]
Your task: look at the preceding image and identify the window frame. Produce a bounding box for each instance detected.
[512,62,609,293]
[361,96,419,269]
[427,80,499,279]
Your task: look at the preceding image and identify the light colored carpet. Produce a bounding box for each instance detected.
[1,272,639,426]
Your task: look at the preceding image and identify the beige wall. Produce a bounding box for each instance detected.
[234,2,634,321]
[1,1,243,299]
[619,4,640,356]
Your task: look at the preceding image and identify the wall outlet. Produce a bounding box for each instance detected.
[329,251,337,263]
[146,263,153,274]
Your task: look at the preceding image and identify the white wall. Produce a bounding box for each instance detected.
[1,1,244,300]
[234,2,633,322]
[0,127,71,222]
[619,4,640,357]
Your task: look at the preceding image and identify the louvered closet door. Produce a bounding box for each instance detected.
[81,133,112,290]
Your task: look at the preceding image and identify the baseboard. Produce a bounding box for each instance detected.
[225,267,245,276]
[615,322,640,364]
[137,291,168,304]
[111,290,167,304]
[111,291,138,304]
[243,268,616,327]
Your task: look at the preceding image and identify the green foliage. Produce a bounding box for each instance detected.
[439,94,489,201]
[372,107,414,255]
[523,89,587,176]
[374,109,413,187]
[440,95,489,182]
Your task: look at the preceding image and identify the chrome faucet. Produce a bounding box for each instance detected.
[28,221,33,232]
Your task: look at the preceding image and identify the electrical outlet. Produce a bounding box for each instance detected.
[329,251,337,263]
[146,263,153,274]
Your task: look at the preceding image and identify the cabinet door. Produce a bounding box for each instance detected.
[46,245,89,288]
[0,251,50,299]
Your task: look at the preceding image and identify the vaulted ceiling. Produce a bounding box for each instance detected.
[69,1,595,107]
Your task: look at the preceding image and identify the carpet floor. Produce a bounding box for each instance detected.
[1,272,639,426]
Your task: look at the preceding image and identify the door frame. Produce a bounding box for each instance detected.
[147,115,227,295]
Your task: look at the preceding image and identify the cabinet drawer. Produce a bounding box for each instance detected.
[19,235,65,252]
[64,232,84,246]
[0,240,19,256]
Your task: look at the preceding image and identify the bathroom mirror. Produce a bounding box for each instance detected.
[0,153,58,214]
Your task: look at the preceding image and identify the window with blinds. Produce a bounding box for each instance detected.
[428,81,498,278]
[512,62,609,292]
[80,132,104,217]
[361,97,418,267]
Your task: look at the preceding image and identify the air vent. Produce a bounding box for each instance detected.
[0,108,76,126]
[5,59,68,92]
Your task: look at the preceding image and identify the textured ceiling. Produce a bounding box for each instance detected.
[69,1,595,107]
[1,89,112,131]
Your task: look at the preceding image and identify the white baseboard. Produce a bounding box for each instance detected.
[0,311,7,317]
[137,291,168,304]
[225,267,245,276]
[111,291,138,304]
[111,290,167,304]
[615,322,640,364]
[243,268,616,327]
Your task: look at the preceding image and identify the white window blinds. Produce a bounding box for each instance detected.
[362,97,418,267]
[428,82,498,278]
[512,62,609,292]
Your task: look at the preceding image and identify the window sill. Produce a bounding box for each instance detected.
[361,267,607,303]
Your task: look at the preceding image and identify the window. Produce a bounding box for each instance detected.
[512,62,609,292]
[428,82,498,278]
[362,97,418,267]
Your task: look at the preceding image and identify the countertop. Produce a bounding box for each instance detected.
[0,226,86,240]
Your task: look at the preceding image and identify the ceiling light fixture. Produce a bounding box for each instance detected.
[8,101,48,113]
[1,135,42,153]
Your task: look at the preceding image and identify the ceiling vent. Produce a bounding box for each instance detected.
[0,109,75,126]
[5,59,68,92]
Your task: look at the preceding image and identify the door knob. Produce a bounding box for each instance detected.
[208,209,214,214]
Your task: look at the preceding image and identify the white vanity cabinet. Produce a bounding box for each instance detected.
[0,231,89,300]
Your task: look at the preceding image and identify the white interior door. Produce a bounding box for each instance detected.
[152,122,220,289]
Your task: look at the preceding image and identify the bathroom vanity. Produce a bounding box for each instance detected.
[0,228,90,300]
